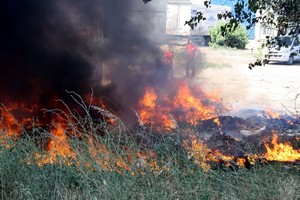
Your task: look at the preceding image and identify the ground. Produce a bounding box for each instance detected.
[173,46,300,115]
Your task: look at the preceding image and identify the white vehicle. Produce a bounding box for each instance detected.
[262,35,300,64]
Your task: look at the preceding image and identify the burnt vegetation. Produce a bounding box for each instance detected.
[0,0,299,199]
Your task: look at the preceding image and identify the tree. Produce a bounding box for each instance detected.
[209,22,248,49]
[143,0,299,38]
[186,0,300,36]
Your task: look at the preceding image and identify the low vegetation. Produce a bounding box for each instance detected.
[209,22,248,49]
[0,102,299,199]
[1,132,299,199]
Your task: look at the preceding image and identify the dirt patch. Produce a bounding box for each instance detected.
[200,47,256,67]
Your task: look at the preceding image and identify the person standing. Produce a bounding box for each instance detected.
[163,45,175,79]
[185,40,198,78]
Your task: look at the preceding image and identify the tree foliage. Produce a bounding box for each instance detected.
[186,0,300,37]
[209,22,248,49]
[142,0,300,38]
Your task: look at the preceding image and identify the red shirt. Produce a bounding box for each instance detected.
[164,49,174,65]
[185,44,198,60]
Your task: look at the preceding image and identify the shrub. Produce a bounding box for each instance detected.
[209,22,248,49]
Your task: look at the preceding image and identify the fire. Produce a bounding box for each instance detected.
[46,122,75,162]
[0,95,162,173]
[264,108,280,119]
[35,120,75,165]
[138,87,176,131]
[88,140,161,174]
[0,110,21,139]
[88,140,132,172]
[31,114,161,173]
[184,135,235,171]
[0,102,36,146]
[213,117,222,127]
[139,87,157,109]
[263,134,300,162]
[173,83,218,125]
[236,157,246,167]
[138,82,224,131]
[2,85,300,173]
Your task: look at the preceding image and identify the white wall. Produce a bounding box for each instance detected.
[166,2,192,35]
[166,0,231,36]
[191,4,231,35]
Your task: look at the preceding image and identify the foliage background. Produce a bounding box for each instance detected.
[209,22,248,49]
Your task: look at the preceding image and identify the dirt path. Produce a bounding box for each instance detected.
[187,47,300,114]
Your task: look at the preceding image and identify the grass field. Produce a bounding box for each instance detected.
[1,108,299,200]
[0,87,299,200]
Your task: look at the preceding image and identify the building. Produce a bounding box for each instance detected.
[166,0,192,36]
[166,0,231,45]
[254,11,277,42]
[190,3,231,36]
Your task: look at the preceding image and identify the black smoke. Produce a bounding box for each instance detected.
[98,0,167,108]
[0,1,94,106]
[0,0,167,118]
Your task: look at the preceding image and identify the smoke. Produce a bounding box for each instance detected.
[98,0,167,108]
[0,0,167,116]
[0,1,94,105]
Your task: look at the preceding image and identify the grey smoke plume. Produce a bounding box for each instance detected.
[0,0,167,117]
[98,0,167,107]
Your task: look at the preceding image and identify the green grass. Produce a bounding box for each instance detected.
[1,130,299,199]
[0,99,299,199]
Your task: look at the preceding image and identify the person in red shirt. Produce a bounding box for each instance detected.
[163,45,175,79]
[185,40,198,78]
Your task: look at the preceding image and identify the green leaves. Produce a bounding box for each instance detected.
[204,0,211,8]
[187,0,300,40]
[209,22,248,49]
[185,1,211,30]
[185,12,206,30]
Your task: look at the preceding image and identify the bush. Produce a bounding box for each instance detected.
[209,22,248,49]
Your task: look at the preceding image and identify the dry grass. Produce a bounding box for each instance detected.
[0,96,299,199]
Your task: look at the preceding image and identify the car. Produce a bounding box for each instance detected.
[262,35,300,64]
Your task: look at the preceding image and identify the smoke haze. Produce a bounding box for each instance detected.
[0,0,167,116]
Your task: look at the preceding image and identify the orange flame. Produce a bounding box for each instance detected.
[264,108,280,119]
[213,117,222,127]
[35,121,75,165]
[139,87,157,110]
[34,120,162,174]
[263,134,300,162]
[0,111,21,139]
[138,87,176,131]
[3,89,300,173]
[0,102,36,146]
[138,82,224,131]
[47,122,75,161]
[87,138,162,174]
[236,157,246,168]
[173,83,218,125]
[184,136,234,171]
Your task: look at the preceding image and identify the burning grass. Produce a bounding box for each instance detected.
[0,127,299,199]
[0,92,299,199]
